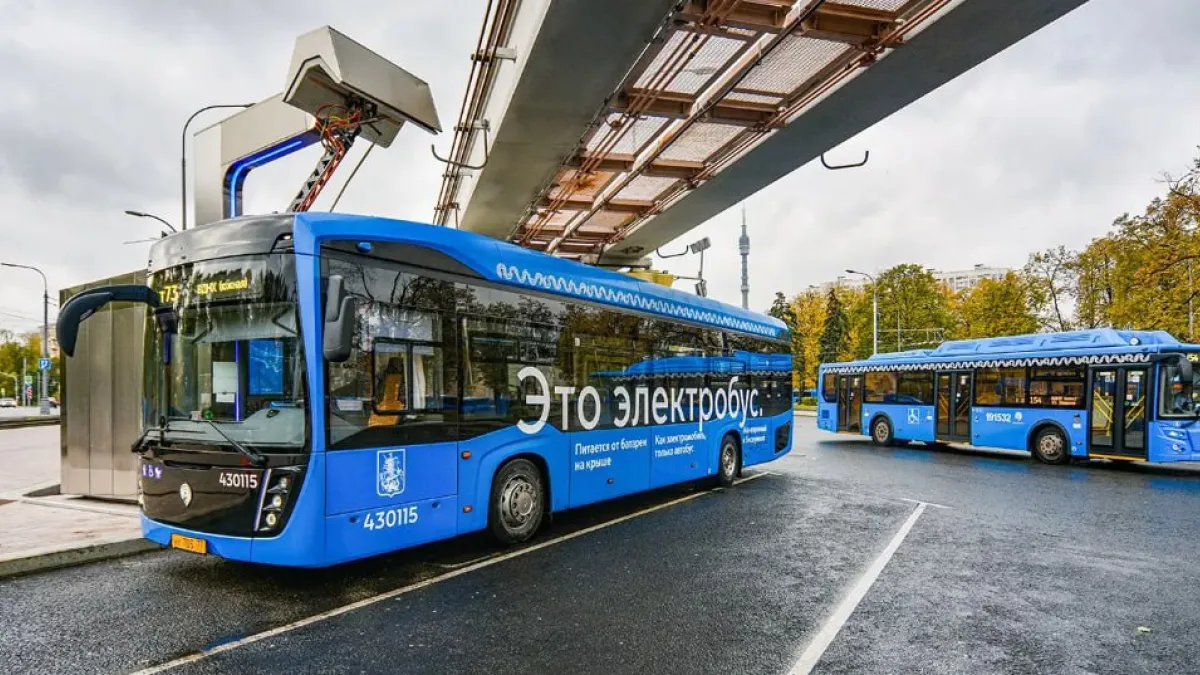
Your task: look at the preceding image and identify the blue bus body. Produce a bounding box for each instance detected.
[816,329,1200,465]
[81,212,794,567]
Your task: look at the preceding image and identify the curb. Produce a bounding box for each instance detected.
[0,417,60,429]
[793,409,817,417]
[0,536,160,580]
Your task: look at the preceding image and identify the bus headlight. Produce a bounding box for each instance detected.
[257,467,301,533]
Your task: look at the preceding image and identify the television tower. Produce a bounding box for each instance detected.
[739,204,750,309]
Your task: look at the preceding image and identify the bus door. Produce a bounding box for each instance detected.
[935,371,972,442]
[837,375,862,432]
[1088,366,1148,459]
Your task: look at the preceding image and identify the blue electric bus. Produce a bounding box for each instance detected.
[817,329,1200,464]
[57,212,793,567]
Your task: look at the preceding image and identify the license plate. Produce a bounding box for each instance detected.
[170,534,208,555]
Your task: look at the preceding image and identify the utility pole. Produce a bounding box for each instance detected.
[739,204,750,310]
[1,262,49,414]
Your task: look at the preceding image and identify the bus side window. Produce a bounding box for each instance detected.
[323,255,458,449]
[821,373,837,403]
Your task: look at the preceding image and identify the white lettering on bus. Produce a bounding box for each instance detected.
[515,367,767,434]
[517,367,550,434]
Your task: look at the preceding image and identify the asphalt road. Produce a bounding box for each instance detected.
[2,416,1200,674]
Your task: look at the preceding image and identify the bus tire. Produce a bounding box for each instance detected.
[717,434,740,488]
[870,416,894,446]
[488,458,546,545]
[1031,426,1070,465]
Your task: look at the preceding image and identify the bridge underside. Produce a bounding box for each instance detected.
[442,0,1089,265]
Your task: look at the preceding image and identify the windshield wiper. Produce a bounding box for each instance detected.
[199,419,267,467]
[167,416,267,466]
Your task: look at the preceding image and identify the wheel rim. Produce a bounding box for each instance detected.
[499,475,538,530]
[721,443,736,478]
[1039,433,1064,461]
[874,421,888,443]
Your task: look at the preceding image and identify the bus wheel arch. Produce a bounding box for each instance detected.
[717,431,741,487]
[870,414,895,446]
[487,454,549,545]
[1029,422,1071,465]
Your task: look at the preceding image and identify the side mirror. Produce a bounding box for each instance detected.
[1179,355,1193,383]
[58,285,165,357]
[323,275,357,362]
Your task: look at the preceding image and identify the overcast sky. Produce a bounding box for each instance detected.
[0,0,1197,333]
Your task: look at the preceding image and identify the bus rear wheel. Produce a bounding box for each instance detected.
[717,434,740,487]
[488,458,545,545]
[871,417,894,446]
[1032,427,1070,465]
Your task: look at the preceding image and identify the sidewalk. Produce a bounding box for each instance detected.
[0,426,157,579]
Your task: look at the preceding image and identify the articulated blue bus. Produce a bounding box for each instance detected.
[817,329,1200,464]
[57,212,793,567]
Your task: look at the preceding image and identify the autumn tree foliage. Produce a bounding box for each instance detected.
[774,148,1200,369]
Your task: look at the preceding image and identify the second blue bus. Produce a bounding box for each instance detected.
[817,329,1200,464]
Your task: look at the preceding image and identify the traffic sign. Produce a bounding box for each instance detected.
[38,357,51,371]
[23,375,32,386]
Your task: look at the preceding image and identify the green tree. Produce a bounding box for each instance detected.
[768,291,806,387]
[790,289,826,391]
[1024,246,1076,331]
[0,332,42,400]
[767,291,791,322]
[818,289,849,364]
[875,264,952,352]
[1073,234,1119,329]
[953,272,1040,338]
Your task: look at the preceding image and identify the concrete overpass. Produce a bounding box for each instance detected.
[434,0,1090,266]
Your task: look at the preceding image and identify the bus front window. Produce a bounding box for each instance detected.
[1161,362,1200,416]
[143,255,307,451]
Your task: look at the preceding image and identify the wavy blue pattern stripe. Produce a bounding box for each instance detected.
[495,263,781,338]
[824,352,1152,374]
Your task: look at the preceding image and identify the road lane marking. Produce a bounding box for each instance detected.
[787,501,928,675]
[129,472,770,675]
[899,497,950,509]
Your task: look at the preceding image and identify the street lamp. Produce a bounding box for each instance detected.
[124,210,176,233]
[0,262,50,414]
[181,103,255,231]
[845,269,878,355]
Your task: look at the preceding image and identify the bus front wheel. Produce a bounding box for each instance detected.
[488,458,546,545]
[871,417,894,446]
[1032,427,1070,465]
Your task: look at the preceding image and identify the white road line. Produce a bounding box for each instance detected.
[899,497,950,510]
[130,472,769,675]
[787,502,928,675]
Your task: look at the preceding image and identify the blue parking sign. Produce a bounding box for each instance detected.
[38,357,51,370]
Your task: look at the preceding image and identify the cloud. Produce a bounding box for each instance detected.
[0,0,485,330]
[0,0,1196,333]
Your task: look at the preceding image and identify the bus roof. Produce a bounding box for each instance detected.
[821,329,1197,373]
[293,213,787,340]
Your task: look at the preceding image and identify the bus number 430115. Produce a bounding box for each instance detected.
[362,505,419,531]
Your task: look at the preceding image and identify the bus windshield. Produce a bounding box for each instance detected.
[1161,360,1200,416]
[143,254,307,450]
